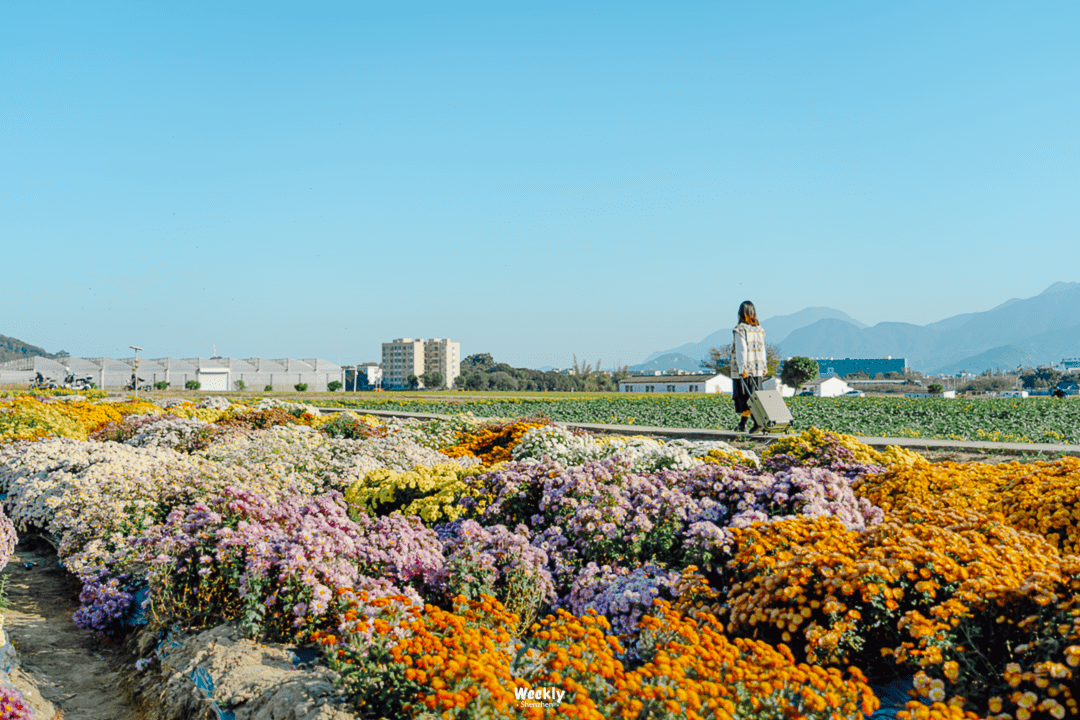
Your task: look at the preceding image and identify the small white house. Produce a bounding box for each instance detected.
[802,376,852,397]
[762,377,795,397]
[618,373,732,394]
[999,390,1029,398]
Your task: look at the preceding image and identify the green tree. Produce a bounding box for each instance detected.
[462,354,495,370]
[234,380,246,391]
[460,372,488,390]
[1019,367,1062,389]
[294,383,308,392]
[781,356,818,392]
[407,374,420,390]
[488,371,519,391]
[185,380,201,391]
[154,381,170,390]
[327,380,343,392]
[420,372,444,390]
[927,383,944,394]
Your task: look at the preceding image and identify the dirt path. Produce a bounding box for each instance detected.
[3,538,147,720]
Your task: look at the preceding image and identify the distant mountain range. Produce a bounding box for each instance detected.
[636,307,866,369]
[628,353,703,373]
[638,282,1080,374]
[0,334,66,365]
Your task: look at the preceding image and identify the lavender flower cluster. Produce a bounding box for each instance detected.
[136,487,436,636]
[72,574,136,635]
[438,519,556,608]
[463,457,883,593]
[349,510,445,587]
[567,562,680,643]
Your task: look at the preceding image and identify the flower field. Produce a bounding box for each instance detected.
[314,395,1080,444]
[1,393,1080,719]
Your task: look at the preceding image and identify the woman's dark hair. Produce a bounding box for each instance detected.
[738,301,758,326]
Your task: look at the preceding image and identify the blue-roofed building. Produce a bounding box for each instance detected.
[814,357,906,378]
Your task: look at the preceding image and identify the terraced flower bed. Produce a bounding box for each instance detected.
[0,392,1079,719]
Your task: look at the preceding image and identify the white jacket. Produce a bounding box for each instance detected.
[732,323,767,377]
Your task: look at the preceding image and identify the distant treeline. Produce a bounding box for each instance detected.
[455,354,628,392]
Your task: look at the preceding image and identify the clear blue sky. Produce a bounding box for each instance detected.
[3,1,1077,369]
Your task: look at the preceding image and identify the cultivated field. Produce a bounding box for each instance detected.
[311,393,1080,445]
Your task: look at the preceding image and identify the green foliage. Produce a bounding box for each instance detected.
[153,381,170,390]
[1021,367,1063,389]
[781,356,819,391]
[453,355,616,393]
[487,371,518,391]
[234,380,246,391]
[264,384,274,391]
[419,372,443,390]
[326,380,342,392]
[294,383,308,392]
[185,380,201,391]
[319,412,376,440]
[462,353,495,369]
[928,383,944,394]
[959,377,1015,394]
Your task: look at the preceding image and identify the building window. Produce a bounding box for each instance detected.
[667,385,675,392]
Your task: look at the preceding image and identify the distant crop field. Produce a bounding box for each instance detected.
[314,394,1080,444]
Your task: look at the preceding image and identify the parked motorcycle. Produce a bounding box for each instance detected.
[64,374,95,391]
[125,375,152,392]
[31,373,59,390]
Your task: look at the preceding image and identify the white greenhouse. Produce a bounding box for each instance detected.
[0,355,346,392]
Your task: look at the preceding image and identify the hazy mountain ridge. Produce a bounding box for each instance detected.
[640,307,867,366]
[640,283,1080,374]
[628,353,702,373]
[0,334,65,364]
[934,346,1040,377]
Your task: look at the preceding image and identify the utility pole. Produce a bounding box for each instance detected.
[130,346,144,399]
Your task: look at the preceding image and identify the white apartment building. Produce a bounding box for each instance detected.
[381,337,461,389]
[424,338,460,390]
[382,339,425,389]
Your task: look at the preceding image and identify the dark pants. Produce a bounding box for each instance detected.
[733,375,762,414]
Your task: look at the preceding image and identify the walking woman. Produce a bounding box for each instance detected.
[732,300,767,433]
